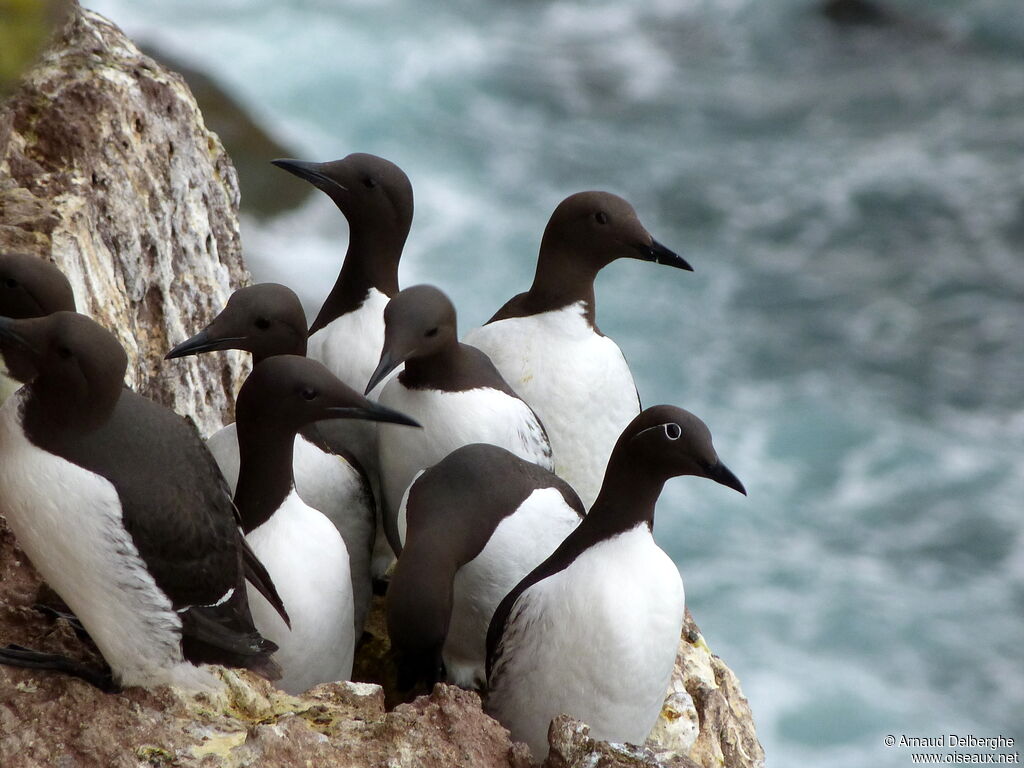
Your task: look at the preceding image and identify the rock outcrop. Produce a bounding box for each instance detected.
[0,5,765,767]
[0,0,248,434]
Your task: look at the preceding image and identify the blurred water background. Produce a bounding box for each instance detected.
[82,0,1024,765]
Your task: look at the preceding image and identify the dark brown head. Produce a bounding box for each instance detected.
[365,284,458,393]
[271,153,414,243]
[609,405,745,494]
[165,283,307,364]
[0,252,76,319]
[235,354,420,434]
[537,191,691,279]
[0,311,126,425]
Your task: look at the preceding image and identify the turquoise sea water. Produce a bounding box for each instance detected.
[85,1,1024,765]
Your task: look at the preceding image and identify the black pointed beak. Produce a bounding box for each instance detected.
[705,460,746,496]
[0,316,32,352]
[365,349,401,395]
[633,239,693,272]
[271,159,347,194]
[326,399,420,428]
[165,329,248,360]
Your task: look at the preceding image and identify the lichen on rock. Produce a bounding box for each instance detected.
[0,0,248,435]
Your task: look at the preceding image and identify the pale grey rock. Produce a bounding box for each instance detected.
[0,0,248,434]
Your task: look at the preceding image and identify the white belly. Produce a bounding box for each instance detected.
[377,384,554,525]
[465,304,639,509]
[0,372,20,405]
[444,487,580,689]
[245,491,354,694]
[306,288,395,476]
[0,394,212,690]
[486,524,685,760]
[205,425,374,635]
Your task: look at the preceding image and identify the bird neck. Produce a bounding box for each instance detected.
[526,246,600,322]
[251,337,306,366]
[309,227,404,334]
[233,419,297,534]
[588,456,666,534]
[399,340,464,390]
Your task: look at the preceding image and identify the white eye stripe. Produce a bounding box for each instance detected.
[664,423,682,440]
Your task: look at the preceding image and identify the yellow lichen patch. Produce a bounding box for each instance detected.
[190,731,247,759]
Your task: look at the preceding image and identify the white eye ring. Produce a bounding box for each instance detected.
[664,423,682,440]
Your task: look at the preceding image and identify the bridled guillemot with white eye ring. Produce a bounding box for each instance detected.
[485,405,745,760]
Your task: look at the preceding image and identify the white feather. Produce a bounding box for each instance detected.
[444,487,580,689]
[486,523,685,760]
[465,302,639,509]
[245,489,354,695]
[205,425,373,634]
[0,394,216,690]
[377,383,554,525]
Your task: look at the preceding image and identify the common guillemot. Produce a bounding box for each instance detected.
[365,285,554,555]
[230,354,419,694]
[485,405,745,760]
[463,191,692,509]
[0,312,285,690]
[273,152,414,577]
[165,282,376,635]
[387,443,583,692]
[0,252,77,402]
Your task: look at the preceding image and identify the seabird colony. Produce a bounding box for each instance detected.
[0,152,746,760]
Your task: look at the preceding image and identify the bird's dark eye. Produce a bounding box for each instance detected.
[254,317,271,330]
[595,211,609,225]
[3,278,18,289]
[301,387,317,401]
[664,423,682,440]
[425,327,438,338]
[57,346,73,360]
[363,176,377,189]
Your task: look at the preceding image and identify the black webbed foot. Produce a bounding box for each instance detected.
[0,644,116,692]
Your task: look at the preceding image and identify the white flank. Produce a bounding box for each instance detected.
[465,302,639,509]
[487,523,685,761]
[0,393,210,690]
[245,490,355,695]
[377,383,554,525]
[444,487,581,689]
[206,425,373,634]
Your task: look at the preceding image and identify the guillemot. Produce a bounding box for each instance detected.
[230,354,419,694]
[365,284,554,554]
[0,252,77,401]
[272,152,414,577]
[463,191,692,509]
[485,405,745,760]
[388,443,583,691]
[0,312,285,690]
[165,282,376,635]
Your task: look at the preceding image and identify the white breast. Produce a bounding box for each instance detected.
[377,383,554,525]
[465,304,639,509]
[0,394,214,690]
[245,490,354,694]
[205,424,374,635]
[0,371,19,405]
[486,523,685,761]
[443,487,580,689]
[306,287,395,472]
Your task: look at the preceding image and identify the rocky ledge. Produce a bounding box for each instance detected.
[0,4,765,767]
